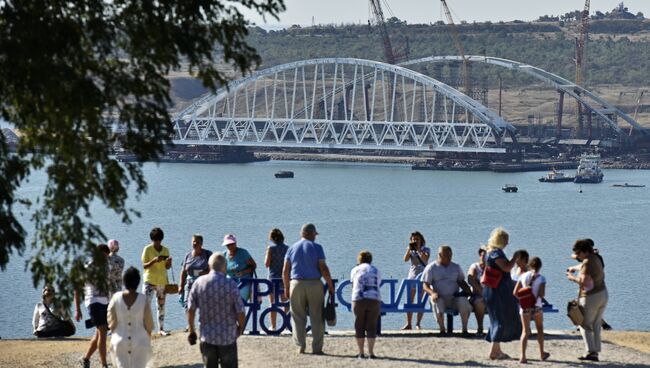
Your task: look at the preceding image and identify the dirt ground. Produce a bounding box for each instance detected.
[1,329,648,368]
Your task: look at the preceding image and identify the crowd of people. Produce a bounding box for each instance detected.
[32,225,608,367]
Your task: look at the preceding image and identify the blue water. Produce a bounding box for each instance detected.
[1,161,649,338]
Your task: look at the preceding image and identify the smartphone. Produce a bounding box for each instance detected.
[159,255,169,260]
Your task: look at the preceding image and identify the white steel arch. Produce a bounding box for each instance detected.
[173,58,516,152]
[401,55,648,136]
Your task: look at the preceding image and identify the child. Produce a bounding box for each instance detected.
[514,257,550,364]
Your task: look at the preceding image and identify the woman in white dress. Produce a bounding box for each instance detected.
[108,267,153,368]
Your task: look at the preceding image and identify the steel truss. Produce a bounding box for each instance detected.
[401,55,649,136]
[173,58,515,153]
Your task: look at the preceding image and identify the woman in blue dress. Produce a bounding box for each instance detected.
[222,233,257,301]
[483,227,522,360]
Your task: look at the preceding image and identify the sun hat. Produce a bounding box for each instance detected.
[222,234,237,246]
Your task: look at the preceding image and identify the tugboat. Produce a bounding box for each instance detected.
[502,184,518,193]
[274,171,294,178]
[539,169,574,182]
[574,155,604,184]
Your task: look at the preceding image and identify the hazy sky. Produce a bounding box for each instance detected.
[244,0,650,26]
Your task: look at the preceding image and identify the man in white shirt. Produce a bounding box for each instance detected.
[421,245,472,336]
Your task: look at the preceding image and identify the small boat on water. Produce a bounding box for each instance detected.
[574,154,604,184]
[611,183,645,188]
[275,171,294,178]
[539,169,574,183]
[502,184,518,193]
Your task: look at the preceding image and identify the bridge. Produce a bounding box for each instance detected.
[172,58,515,153]
[401,55,649,137]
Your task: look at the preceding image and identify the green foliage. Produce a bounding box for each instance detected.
[0,0,284,309]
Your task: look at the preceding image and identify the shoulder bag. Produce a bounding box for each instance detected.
[481,265,503,288]
[165,264,179,294]
[44,303,76,336]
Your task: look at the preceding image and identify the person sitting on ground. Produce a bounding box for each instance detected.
[351,250,382,359]
[107,239,125,297]
[421,245,473,336]
[513,257,550,364]
[108,267,153,368]
[467,246,487,337]
[264,228,289,331]
[510,249,529,281]
[402,231,430,330]
[222,233,257,301]
[33,286,75,338]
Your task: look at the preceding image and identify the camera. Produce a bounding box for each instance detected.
[409,242,417,250]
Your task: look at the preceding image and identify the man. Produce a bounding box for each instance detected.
[141,227,173,336]
[74,244,111,368]
[283,223,335,355]
[467,246,487,336]
[187,253,245,368]
[421,245,473,336]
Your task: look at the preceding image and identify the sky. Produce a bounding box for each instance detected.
[242,0,650,27]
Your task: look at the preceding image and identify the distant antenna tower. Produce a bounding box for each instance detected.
[312,16,315,27]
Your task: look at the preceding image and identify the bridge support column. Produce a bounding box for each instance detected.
[556,91,565,139]
[587,110,592,140]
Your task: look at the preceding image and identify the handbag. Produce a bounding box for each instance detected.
[481,265,503,288]
[567,298,584,326]
[323,291,336,327]
[165,264,179,294]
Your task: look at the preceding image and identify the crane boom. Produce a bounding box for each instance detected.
[369,0,396,64]
[440,0,470,95]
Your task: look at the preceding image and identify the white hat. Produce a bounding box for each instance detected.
[222,234,237,246]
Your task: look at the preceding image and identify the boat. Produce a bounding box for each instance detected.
[611,183,645,188]
[274,171,294,178]
[538,169,574,182]
[502,184,518,193]
[574,155,604,184]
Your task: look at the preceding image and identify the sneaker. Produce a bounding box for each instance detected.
[356,354,366,359]
[578,353,599,362]
[81,358,90,368]
[158,330,171,337]
[368,354,378,360]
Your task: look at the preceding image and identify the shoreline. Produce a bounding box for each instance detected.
[1,329,648,367]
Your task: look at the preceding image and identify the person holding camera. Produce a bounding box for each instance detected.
[401,231,430,330]
[141,227,173,336]
[187,253,245,368]
[75,243,111,368]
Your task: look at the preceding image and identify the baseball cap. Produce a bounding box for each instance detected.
[300,223,319,235]
[222,234,237,246]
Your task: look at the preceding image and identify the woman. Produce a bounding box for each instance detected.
[566,239,608,362]
[467,246,487,336]
[33,286,75,338]
[264,228,289,330]
[483,227,522,360]
[222,233,257,301]
[108,267,153,368]
[108,239,125,296]
[141,227,172,336]
[178,234,212,311]
[351,251,381,359]
[402,231,430,330]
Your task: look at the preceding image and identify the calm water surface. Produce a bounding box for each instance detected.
[1,161,649,338]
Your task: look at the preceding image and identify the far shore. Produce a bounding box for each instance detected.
[1,329,648,367]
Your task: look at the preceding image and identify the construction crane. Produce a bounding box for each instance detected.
[369,0,397,64]
[575,0,591,86]
[440,0,471,95]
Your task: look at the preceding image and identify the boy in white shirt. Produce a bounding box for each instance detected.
[513,257,550,364]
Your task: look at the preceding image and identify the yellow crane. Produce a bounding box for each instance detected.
[440,0,471,95]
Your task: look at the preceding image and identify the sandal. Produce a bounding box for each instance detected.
[541,352,550,361]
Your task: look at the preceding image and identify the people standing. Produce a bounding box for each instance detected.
[222,234,257,301]
[350,250,382,359]
[187,253,245,368]
[179,234,212,312]
[282,223,335,355]
[514,257,550,363]
[75,244,111,368]
[401,231,430,330]
[108,267,153,368]
[482,227,522,360]
[566,239,608,362]
[510,250,529,281]
[467,246,487,336]
[264,228,289,330]
[33,286,75,338]
[108,239,125,296]
[141,227,172,336]
[421,245,473,336]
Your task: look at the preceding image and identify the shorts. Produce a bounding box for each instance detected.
[431,295,472,316]
[88,302,108,328]
[520,306,543,316]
